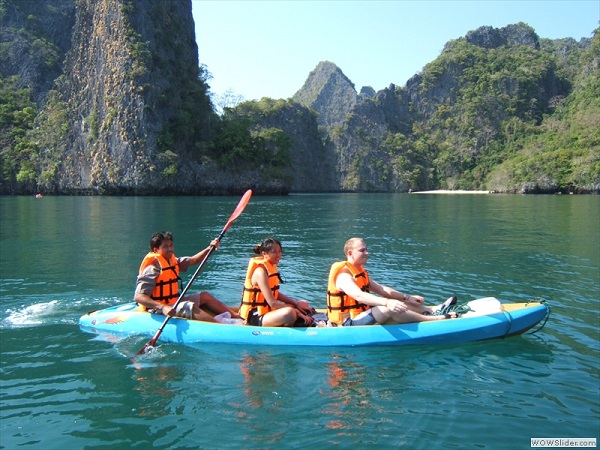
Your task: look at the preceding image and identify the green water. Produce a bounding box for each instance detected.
[1,194,599,449]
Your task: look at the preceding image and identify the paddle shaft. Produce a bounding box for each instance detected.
[137,190,252,354]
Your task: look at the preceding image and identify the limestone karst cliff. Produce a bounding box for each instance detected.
[290,24,598,193]
[1,2,597,194]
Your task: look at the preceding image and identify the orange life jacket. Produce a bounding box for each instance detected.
[327,261,370,324]
[138,252,181,308]
[239,257,280,320]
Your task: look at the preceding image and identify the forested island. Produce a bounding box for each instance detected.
[1,0,598,195]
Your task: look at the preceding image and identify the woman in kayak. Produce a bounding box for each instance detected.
[239,237,315,327]
[327,237,458,326]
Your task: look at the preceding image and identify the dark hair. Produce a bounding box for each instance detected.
[150,231,173,250]
[253,237,282,255]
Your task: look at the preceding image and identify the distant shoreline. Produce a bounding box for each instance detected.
[409,190,493,194]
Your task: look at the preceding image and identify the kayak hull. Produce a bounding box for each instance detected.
[78,300,549,348]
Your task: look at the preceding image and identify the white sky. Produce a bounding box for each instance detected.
[192,0,599,101]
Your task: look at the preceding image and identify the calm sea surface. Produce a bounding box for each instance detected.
[1,194,599,449]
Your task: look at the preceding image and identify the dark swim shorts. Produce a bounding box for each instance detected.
[247,309,264,326]
[342,309,377,326]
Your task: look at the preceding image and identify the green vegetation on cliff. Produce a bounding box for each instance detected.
[291,24,598,193]
[210,99,292,178]
[0,76,37,186]
[418,26,598,192]
[0,2,597,194]
[487,32,599,192]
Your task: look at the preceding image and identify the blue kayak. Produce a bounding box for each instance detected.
[78,298,549,348]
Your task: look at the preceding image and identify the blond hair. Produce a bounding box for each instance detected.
[344,237,364,255]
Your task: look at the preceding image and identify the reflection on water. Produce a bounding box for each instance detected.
[133,365,181,418]
[237,352,279,409]
[322,354,368,433]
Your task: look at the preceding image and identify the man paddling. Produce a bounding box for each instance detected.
[326,237,457,326]
[134,231,242,322]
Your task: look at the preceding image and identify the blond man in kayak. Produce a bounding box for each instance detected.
[327,237,457,326]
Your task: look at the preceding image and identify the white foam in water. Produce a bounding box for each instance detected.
[4,300,60,326]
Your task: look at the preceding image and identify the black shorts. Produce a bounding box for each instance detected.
[342,309,377,326]
[247,309,264,327]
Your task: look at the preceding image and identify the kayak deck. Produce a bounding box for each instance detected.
[79,300,549,348]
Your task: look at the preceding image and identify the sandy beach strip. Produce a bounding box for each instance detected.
[409,190,493,194]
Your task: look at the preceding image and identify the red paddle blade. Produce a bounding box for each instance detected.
[223,190,252,233]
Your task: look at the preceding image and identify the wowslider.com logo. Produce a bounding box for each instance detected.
[531,438,597,448]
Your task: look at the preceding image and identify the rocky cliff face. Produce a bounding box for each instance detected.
[293,61,357,130]
[292,62,414,191]
[1,5,596,195]
[252,101,337,192]
[0,0,76,105]
[2,0,223,195]
[2,0,342,195]
[56,0,217,194]
[463,22,540,50]
[290,24,596,193]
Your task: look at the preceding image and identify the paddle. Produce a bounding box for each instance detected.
[136,189,253,355]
